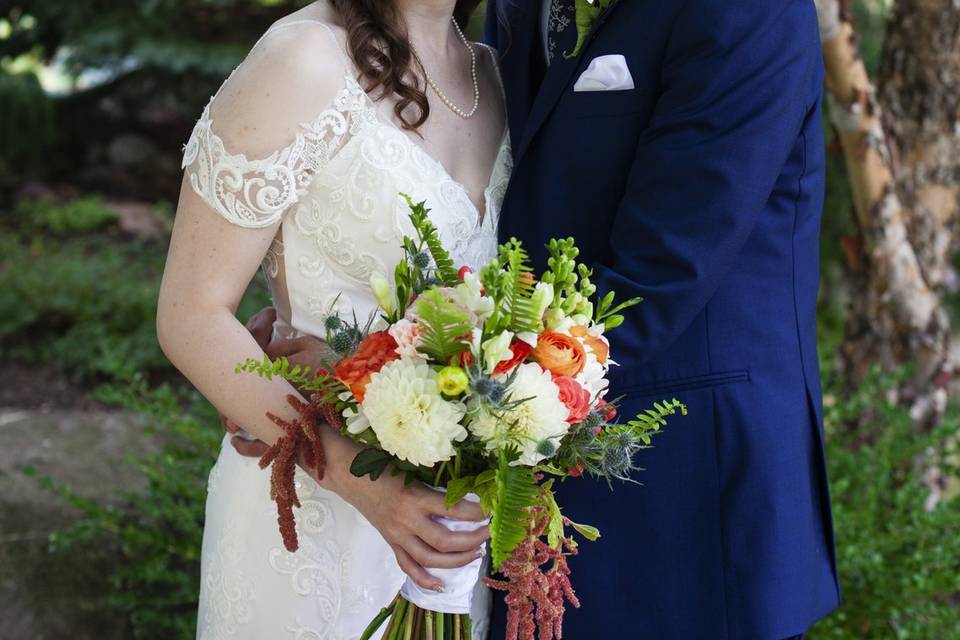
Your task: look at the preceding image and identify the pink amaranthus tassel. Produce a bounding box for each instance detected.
[484,507,580,640]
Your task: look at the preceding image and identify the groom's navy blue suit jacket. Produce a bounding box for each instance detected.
[486,1,840,638]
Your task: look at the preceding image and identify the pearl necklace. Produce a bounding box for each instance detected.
[412,17,480,119]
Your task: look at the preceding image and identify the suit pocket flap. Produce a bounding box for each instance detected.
[615,370,750,397]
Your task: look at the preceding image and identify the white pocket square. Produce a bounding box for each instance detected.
[573,54,635,92]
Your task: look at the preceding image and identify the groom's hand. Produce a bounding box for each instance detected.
[221,307,337,458]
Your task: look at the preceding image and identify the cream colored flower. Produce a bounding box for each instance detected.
[530,282,555,326]
[452,272,495,322]
[360,359,467,467]
[482,330,515,373]
[369,271,396,316]
[469,363,570,466]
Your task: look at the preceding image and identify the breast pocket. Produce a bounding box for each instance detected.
[555,87,648,120]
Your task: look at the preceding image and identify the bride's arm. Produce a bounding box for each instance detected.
[157,20,487,589]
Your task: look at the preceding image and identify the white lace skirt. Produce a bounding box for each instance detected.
[196,435,491,640]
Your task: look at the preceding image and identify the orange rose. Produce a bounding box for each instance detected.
[532,331,586,377]
[334,331,400,403]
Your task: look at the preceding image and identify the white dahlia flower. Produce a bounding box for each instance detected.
[360,359,467,467]
[469,363,570,466]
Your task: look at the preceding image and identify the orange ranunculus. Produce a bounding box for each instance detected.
[569,324,589,338]
[553,375,592,424]
[532,331,586,377]
[494,340,534,375]
[584,334,609,365]
[334,331,400,403]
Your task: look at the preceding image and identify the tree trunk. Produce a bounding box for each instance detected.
[876,0,960,418]
[815,0,955,423]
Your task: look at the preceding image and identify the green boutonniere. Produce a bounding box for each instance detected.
[565,0,617,60]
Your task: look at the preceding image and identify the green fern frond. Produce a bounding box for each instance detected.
[499,239,540,333]
[624,397,687,445]
[235,355,346,404]
[414,289,473,362]
[401,193,460,286]
[489,448,538,570]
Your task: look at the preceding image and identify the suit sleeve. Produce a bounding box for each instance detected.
[592,0,822,363]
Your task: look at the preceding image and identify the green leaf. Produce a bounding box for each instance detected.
[569,519,601,542]
[489,448,539,570]
[445,475,477,509]
[475,469,496,486]
[414,289,473,362]
[565,0,611,60]
[503,240,541,333]
[350,449,393,481]
[545,489,564,549]
[401,193,460,286]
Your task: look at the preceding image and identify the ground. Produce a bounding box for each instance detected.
[0,364,154,638]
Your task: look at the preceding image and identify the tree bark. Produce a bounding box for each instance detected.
[876,0,960,418]
[814,0,954,424]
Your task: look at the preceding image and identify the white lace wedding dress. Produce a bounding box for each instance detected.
[180,19,511,640]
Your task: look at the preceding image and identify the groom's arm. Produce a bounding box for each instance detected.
[593,0,822,364]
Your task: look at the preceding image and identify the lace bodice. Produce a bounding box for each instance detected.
[182,19,511,340]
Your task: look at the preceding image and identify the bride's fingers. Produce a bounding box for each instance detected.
[394,545,443,592]
[414,486,486,522]
[436,498,486,523]
[419,520,489,554]
[406,536,484,570]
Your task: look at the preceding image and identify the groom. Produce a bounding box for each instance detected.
[483,0,840,638]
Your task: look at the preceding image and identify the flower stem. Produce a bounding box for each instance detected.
[385,598,408,640]
[359,596,398,640]
[434,461,448,486]
[425,610,435,640]
[453,613,461,640]
[402,602,415,640]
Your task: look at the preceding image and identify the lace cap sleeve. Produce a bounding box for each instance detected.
[181,20,351,228]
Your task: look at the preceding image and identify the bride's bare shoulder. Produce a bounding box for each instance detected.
[201,3,350,157]
[247,2,347,76]
[269,0,345,40]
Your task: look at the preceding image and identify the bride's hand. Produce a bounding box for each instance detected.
[330,463,490,592]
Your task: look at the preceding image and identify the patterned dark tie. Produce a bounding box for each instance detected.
[545,0,578,65]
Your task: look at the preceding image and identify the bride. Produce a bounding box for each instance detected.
[156,0,510,637]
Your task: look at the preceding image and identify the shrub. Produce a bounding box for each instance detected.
[811,370,960,639]
[15,195,118,235]
[0,200,270,382]
[26,377,223,639]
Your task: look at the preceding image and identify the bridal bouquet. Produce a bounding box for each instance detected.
[237,195,686,640]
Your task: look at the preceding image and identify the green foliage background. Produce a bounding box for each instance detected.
[1,1,958,638]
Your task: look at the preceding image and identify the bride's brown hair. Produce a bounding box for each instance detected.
[329,0,481,131]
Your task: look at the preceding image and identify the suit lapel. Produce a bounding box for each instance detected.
[498,1,542,158]
[514,0,626,163]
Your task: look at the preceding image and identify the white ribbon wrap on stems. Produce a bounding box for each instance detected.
[399,491,488,615]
